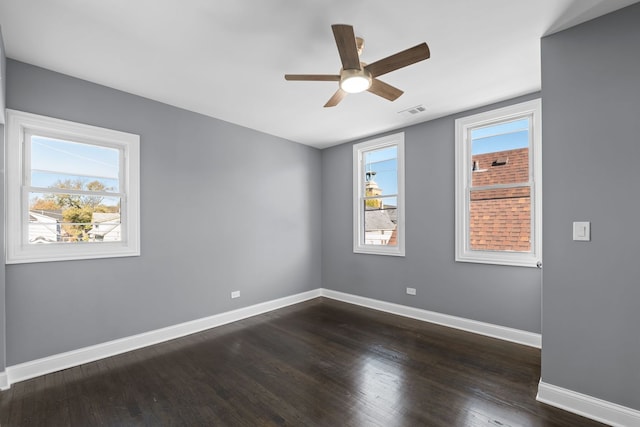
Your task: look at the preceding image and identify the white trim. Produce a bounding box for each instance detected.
[353,132,405,257]
[0,372,9,391]
[537,380,640,427]
[454,99,542,268]
[0,32,5,123]
[5,109,140,264]
[5,289,321,387]
[321,288,541,348]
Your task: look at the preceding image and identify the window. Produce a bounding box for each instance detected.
[6,110,140,263]
[353,132,405,256]
[455,99,541,267]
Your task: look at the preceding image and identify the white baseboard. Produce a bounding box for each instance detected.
[0,371,8,391]
[320,289,542,348]
[5,289,321,387]
[537,380,640,427]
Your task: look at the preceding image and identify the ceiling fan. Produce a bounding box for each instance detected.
[285,24,430,107]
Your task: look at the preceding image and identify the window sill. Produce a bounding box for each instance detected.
[6,242,140,264]
[455,253,540,268]
[354,247,405,257]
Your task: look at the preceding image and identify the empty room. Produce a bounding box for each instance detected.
[0,1,639,425]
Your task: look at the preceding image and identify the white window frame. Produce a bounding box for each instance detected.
[353,132,405,256]
[5,109,140,264]
[455,99,541,267]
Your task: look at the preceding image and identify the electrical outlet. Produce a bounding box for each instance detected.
[406,287,417,296]
[231,290,240,299]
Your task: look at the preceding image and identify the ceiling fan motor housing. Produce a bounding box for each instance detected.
[340,67,372,93]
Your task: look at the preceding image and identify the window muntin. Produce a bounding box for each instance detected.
[455,99,541,267]
[353,133,405,256]
[6,110,140,263]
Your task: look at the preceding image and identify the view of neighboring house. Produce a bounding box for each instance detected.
[470,147,530,252]
[364,209,397,245]
[364,173,398,246]
[28,211,62,243]
[29,210,121,243]
[88,212,121,242]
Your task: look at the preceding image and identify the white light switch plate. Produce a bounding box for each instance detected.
[573,221,590,241]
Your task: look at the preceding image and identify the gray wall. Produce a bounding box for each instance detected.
[5,60,322,365]
[541,3,640,410]
[322,94,542,333]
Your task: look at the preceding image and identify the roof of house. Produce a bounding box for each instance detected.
[29,210,63,222]
[470,148,531,252]
[88,212,121,237]
[472,148,529,187]
[92,213,121,223]
[365,209,396,231]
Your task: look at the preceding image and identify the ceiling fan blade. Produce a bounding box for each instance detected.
[285,74,340,81]
[368,79,404,101]
[324,89,347,108]
[365,43,430,78]
[332,24,361,70]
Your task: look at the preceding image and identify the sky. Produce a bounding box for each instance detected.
[471,117,529,155]
[364,146,397,198]
[30,135,120,191]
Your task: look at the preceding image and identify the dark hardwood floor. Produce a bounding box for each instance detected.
[0,298,605,426]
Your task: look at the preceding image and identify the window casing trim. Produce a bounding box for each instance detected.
[5,109,140,264]
[353,132,405,256]
[454,99,542,267]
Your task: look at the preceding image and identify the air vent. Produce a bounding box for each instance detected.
[398,105,426,117]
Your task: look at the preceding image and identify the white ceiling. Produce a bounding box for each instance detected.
[1,0,638,149]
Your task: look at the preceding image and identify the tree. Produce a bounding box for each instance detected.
[62,206,94,241]
[30,198,59,212]
[83,180,107,209]
[29,178,117,241]
[48,178,108,209]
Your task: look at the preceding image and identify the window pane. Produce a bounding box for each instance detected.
[471,118,529,186]
[363,146,397,197]
[469,187,531,252]
[29,192,121,243]
[30,135,120,192]
[364,196,397,246]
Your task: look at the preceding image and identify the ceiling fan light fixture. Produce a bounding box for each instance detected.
[284,24,430,107]
[340,69,372,93]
